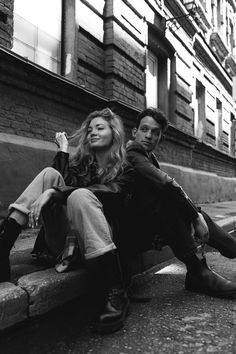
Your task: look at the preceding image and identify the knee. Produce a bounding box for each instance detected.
[42,167,60,177]
[42,167,62,182]
[67,188,95,211]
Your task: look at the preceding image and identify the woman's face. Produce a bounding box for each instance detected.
[87,117,113,151]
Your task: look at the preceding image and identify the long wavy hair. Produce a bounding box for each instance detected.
[68,108,127,183]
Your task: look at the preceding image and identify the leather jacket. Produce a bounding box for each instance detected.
[51,151,135,221]
[126,141,199,222]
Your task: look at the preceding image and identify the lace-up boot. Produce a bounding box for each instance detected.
[91,251,129,334]
[0,217,21,282]
[93,287,129,334]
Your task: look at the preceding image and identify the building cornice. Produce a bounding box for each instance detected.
[210,32,229,62]
[225,54,236,77]
[194,0,212,32]
[0,45,140,129]
[0,45,108,108]
[164,0,198,37]
[193,34,232,94]
[228,0,236,12]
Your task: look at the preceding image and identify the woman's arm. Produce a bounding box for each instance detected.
[52,132,70,177]
[52,132,80,186]
[29,188,61,228]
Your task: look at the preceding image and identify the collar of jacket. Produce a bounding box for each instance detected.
[126,140,159,166]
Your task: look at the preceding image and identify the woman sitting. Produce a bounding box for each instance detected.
[0,107,134,333]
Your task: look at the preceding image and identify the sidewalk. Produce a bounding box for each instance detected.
[0,201,236,332]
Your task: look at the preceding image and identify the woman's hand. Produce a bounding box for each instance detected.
[192,212,209,244]
[28,189,56,228]
[55,132,68,153]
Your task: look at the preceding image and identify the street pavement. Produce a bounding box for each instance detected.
[199,200,236,228]
[0,201,236,353]
[0,251,236,353]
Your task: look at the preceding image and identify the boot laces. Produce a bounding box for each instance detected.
[107,288,123,307]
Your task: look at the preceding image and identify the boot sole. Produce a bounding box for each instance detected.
[91,302,130,334]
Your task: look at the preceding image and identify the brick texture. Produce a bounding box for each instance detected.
[0,0,13,48]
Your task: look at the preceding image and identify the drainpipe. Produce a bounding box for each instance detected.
[61,0,77,81]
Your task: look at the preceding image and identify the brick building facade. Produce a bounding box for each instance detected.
[1,0,236,216]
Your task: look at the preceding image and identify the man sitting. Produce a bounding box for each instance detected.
[125,107,236,298]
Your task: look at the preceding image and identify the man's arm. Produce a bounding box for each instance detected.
[126,143,199,221]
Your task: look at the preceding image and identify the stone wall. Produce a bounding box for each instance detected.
[0,0,13,48]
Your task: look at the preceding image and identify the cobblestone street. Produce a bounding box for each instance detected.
[1,251,236,354]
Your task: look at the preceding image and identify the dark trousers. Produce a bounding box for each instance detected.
[153,207,197,260]
[122,202,198,260]
[118,206,236,287]
[153,208,236,260]
[201,210,236,259]
[126,203,236,261]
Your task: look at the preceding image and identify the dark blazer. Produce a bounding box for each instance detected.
[125,141,199,252]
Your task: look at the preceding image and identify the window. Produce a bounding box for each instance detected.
[146,51,158,108]
[230,113,236,156]
[12,0,62,74]
[216,99,222,149]
[229,21,234,53]
[217,0,222,33]
[146,22,175,115]
[194,80,206,139]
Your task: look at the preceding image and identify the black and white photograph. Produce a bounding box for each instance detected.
[0,0,236,353]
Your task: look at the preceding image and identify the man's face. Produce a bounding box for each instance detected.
[132,116,163,153]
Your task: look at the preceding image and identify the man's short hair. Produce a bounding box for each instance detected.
[136,107,169,133]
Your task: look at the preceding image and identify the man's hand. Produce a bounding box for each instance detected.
[55,132,68,153]
[28,189,56,228]
[192,212,209,243]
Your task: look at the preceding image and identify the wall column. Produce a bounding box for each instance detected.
[62,0,77,81]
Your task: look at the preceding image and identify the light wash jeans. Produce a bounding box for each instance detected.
[9,167,116,259]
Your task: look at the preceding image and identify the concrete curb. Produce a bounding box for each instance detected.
[0,268,91,331]
[18,268,90,317]
[0,217,235,331]
[0,283,28,331]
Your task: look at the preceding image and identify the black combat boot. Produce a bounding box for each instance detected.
[93,287,129,334]
[184,251,236,298]
[91,251,129,334]
[0,217,22,282]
